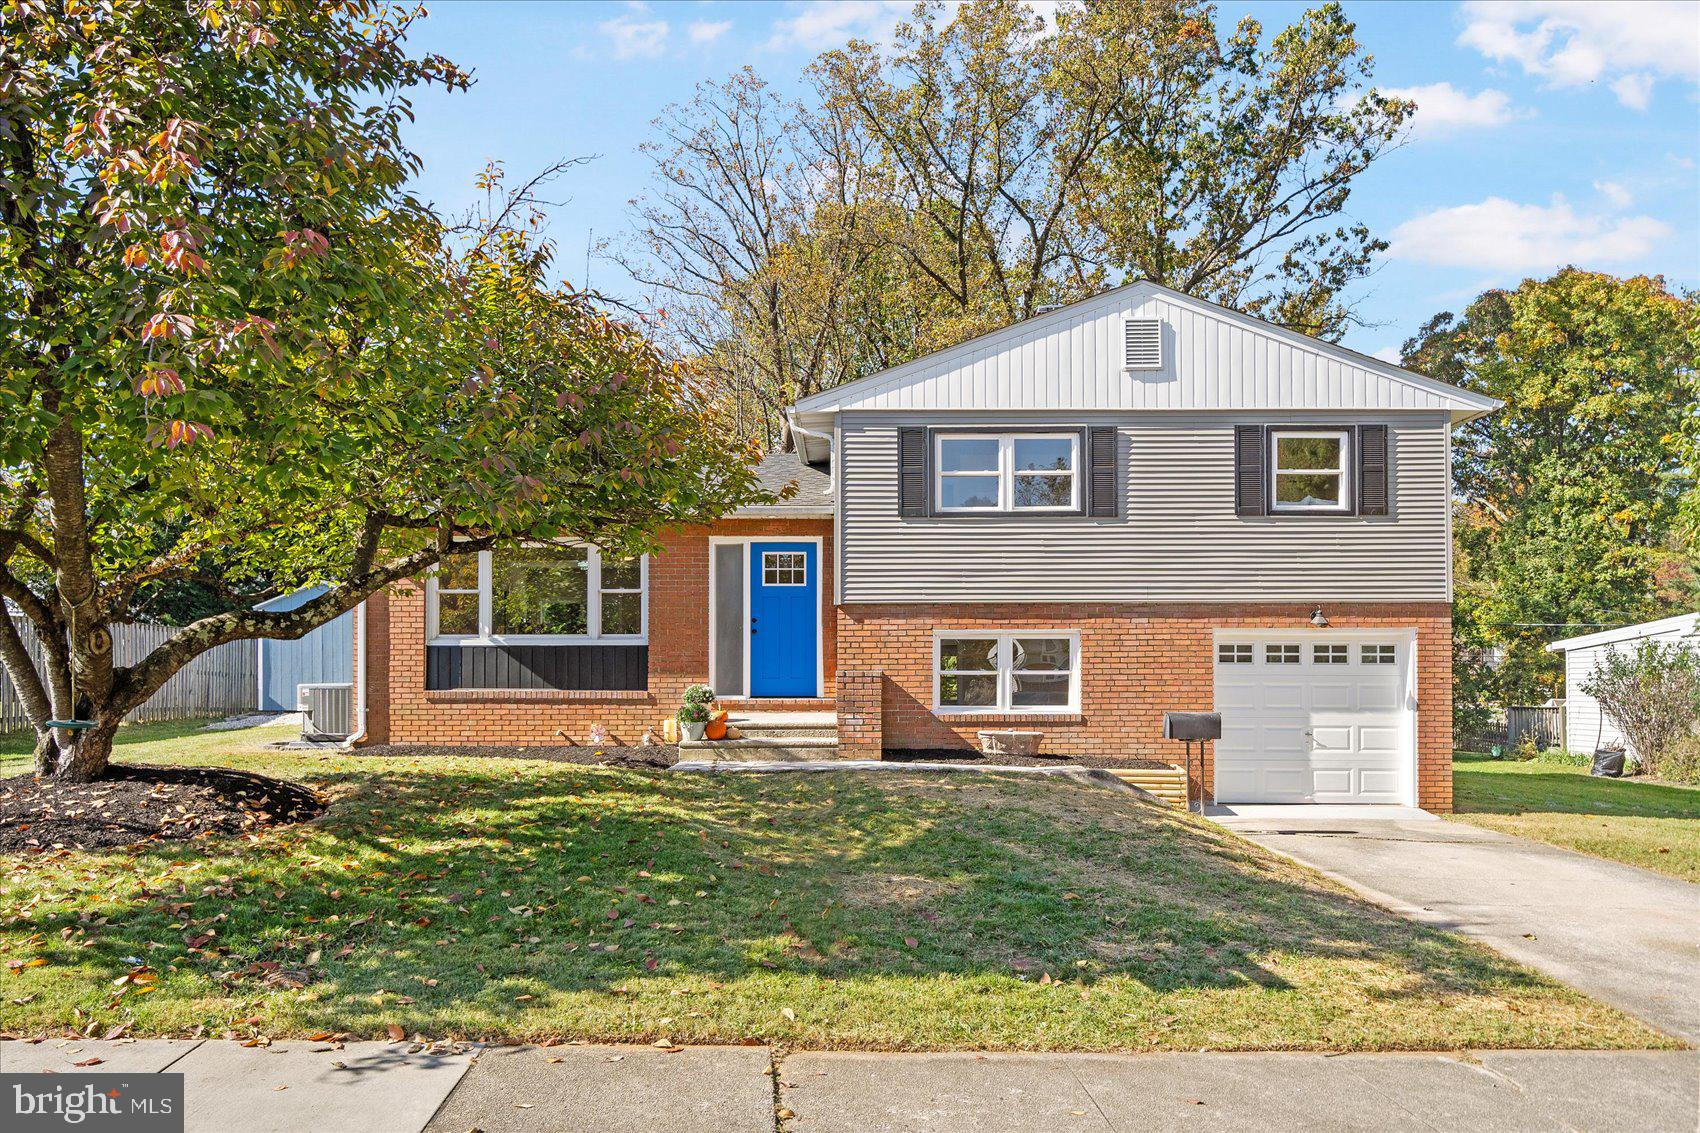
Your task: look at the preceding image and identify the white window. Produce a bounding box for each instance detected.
[1313,643,1349,665]
[1265,643,1300,664]
[762,552,807,586]
[1269,429,1350,513]
[428,547,646,642]
[934,632,1079,713]
[934,433,1078,513]
[1217,643,1253,664]
[1362,644,1397,665]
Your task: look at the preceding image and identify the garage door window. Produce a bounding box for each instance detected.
[1313,644,1348,664]
[1265,643,1300,664]
[1362,644,1396,664]
[1218,643,1253,664]
[936,633,1078,712]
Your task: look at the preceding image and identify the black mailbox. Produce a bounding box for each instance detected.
[1163,712,1222,742]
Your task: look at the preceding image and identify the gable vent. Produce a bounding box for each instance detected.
[1123,317,1162,370]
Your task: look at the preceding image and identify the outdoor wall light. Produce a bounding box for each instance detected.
[1310,606,1330,628]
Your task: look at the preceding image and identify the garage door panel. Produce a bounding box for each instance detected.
[1310,682,1355,710]
[1214,637,1410,805]
[1359,725,1401,753]
[1360,684,1401,710]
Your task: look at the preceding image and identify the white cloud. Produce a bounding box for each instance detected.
[689,19,732,44]
[1390,195,1670,272]
[1458,1,1700,109]
[1371,346,1406,365]
[764,0,1058,53]
[765,1,911,52]
[1382,82,1528,136]
[1594,179,1634,207]
[1609,72,1656,109]
[600,13,670,59]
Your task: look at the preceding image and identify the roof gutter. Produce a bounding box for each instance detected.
[786,411,835,492]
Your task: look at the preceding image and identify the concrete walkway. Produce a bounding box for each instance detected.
[3,1040,1694,1132]
[1212,808,1700,1043]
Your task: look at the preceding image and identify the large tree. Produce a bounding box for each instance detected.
[1401,269,1698,717]
[0,2,764,780]
[627,0,1410,447]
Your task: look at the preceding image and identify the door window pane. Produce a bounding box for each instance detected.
[762,552,807,586]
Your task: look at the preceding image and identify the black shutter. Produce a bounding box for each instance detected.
[1234,425,1267,517]
[1088,426,1118,517]
[898,427,927,517]
[1358,424,1389,516]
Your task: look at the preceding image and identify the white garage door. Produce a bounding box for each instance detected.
[1213,636,1411,804]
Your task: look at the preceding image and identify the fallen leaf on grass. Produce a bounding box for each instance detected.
[386,1024,405,1042]
[781,1008,796,1022]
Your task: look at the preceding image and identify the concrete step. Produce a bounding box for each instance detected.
[726,712,838,740]
[678,734,840,762]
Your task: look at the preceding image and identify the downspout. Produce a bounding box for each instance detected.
[342,600,367,749]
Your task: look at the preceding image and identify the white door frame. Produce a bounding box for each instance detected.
[1211,627,1420,806]
[707,535,826,699]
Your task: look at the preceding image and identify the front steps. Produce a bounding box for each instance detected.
[678,711,839,762]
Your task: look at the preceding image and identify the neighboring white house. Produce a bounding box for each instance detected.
[1547,613,1700,756]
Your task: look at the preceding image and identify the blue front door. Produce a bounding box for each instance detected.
[749,542,818,697]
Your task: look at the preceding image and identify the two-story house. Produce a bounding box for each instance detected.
[349,281,1497,811]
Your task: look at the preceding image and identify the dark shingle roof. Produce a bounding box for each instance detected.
[733,449,834,516]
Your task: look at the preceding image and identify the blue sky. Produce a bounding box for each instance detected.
[401,0,1699,360]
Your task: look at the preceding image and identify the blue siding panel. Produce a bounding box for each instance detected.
[257,586,354,711]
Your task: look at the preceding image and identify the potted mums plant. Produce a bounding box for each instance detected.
[677,684,715,741]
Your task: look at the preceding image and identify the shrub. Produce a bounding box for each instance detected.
[1532,746,1590,767]
[1579,641,1700,779]
[1660,736,1700,786]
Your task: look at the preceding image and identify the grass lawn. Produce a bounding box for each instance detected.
[1452,752,1700,883]
[0,723,1670,1052]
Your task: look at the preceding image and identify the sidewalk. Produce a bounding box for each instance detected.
[4,1039,1694,1132]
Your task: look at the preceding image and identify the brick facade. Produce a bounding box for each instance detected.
[836,602,1454,811]
[356,528,1453,812]
[357,519,832,748]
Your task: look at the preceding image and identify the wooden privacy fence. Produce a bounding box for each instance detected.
[0,618,256,733]
[1507,704,1565,751]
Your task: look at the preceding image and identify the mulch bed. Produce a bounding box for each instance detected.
[0,765,324,852]
[884,749,1178,770]
[353,743,680,770]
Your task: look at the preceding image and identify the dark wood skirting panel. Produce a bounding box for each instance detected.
[426,643,648,691]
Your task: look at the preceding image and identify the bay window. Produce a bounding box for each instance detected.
[428,547,647,642]
[934,632,1079,713]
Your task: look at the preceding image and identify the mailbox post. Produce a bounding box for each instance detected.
[1163,712,1222,815]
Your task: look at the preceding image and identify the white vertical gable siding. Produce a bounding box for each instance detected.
[839,411,1451,603]
[816,291,1467,413]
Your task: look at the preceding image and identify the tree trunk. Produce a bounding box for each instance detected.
[37,720,118,783]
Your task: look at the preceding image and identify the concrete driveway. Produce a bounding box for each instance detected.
[1212,806,1700,1043]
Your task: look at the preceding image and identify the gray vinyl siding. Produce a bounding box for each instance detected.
[838,410,1451,603]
